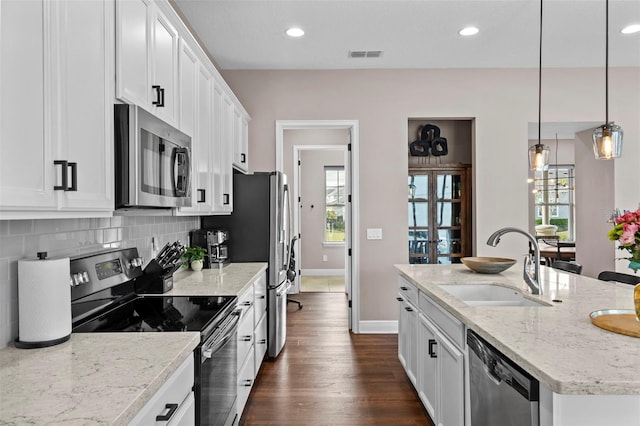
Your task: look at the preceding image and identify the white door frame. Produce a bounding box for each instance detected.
[276,120,360,333]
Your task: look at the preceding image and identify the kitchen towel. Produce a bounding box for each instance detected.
[17,255,71,348]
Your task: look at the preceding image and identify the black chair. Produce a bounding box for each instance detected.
[287,236,303,309]
[551,260,582,275]
[597,271,640,285]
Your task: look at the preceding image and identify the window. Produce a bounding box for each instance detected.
[533,165,575,240]
[325,166,345,242]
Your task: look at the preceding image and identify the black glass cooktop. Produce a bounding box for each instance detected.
[72,295,236,337]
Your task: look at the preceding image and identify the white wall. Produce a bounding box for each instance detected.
[222,67,640,322]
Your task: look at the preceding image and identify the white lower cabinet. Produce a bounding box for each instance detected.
[397,275,465,426]
[418,314,464,426]
[237,271,267,420]
[129,354,195,425]
[397,292,418,386]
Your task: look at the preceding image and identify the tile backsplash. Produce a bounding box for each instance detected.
[0,215,200,348]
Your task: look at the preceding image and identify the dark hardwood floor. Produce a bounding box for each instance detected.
[239,292,434,426]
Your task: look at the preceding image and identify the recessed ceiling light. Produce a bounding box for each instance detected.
[285,27,305,38]
[459,26,479,36]
[621,24,640,34]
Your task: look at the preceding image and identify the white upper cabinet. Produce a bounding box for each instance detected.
[232,108,249,173]
[116,0,178,126]
[177,46,215,216]
[0,0,113,219]
[211,88,234,213]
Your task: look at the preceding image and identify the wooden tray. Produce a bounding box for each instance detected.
[590,309,640,338]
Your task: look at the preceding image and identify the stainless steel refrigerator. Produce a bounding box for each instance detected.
[201,171,292,358]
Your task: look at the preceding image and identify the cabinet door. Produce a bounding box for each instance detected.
[398,295,418,386]
[418,315,438,421]
[150,6,178,125]
[175,40,200,216]
[0,0,57,211]
[115,0,150,107]
[409,167,471,265]
[437,328,464,426]
[212,85,233,213]
[52,0,113,211]
[193,63,214,213]
[232,108,248,173]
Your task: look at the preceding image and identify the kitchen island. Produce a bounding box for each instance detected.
[0,262,267,425]
[395,263,640,426]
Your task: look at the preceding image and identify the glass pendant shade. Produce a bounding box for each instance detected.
[592,123,623,159]
[528,143,550,171]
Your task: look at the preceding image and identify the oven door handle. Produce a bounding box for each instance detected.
[202,309,242,359]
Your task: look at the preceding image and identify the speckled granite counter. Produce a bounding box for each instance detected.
[0,333,199,425]
[0,262,267,425]
[169,262,267,297]
[395,263,640,395]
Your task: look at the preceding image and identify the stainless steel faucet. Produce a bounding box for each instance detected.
[486,227,542,295]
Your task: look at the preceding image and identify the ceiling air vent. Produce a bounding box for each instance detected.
[348,50,383,58]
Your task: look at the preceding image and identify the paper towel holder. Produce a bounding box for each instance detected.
[15,253,71,349]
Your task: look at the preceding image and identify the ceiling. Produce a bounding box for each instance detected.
[172,0,640,70]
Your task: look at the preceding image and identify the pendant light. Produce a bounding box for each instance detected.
[592,0,623,159]
[528,0,550,172]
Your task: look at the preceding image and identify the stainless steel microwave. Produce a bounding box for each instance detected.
[114,104,192,209]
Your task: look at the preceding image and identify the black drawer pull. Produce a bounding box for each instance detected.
[197,189,206,203]
[428,339,437,358]
[156,403,178,421]
[67,162,77,191]
[54,160,68,190]
[223,193,230,205]
[396,297,403,302]
[404,306,413,312]
[241,335,252,342]
[240,153,246,163]
[400,286,408,291]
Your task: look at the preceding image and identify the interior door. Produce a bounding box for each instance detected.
[345,134,353,329]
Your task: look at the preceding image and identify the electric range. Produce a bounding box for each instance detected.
[70,248,240,426]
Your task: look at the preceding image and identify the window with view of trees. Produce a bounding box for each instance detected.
[325,166,345,242]
[533,165,575,240]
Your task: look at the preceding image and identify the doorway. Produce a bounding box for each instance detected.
[276,120,360,332]
[295,146,347,293]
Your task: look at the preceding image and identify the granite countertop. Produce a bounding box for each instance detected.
[395,263,640,395]
[0,333,199,425]
[169,262,268,297]
[0,262,267,425]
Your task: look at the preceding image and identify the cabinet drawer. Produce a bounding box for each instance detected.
[238,285,254,326]
[253,274,267,328]
[398,276,418,305]
[237,305,254,369]
[128,354,194,425]
[237,347,255,418]
[254,312,267,377]
[419,292,464,349]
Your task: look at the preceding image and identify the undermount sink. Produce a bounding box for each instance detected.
[439,284,550,307]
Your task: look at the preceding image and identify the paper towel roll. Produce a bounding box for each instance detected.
[16,255,71,348]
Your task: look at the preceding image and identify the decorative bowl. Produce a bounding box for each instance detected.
[461,257,517,274]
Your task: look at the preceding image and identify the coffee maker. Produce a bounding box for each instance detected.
[190,229,230,268]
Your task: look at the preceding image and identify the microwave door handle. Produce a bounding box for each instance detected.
[171,147,190,197]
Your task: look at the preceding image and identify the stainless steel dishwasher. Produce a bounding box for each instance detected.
[467,330,539,426]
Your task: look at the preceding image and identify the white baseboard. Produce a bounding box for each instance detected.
[356,320,398,334]
[301,269,345,276]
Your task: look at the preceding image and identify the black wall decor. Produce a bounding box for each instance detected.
[409,124,448,157]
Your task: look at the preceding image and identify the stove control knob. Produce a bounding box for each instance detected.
[129,257,143,268]
[82,271,90,283]
[71,273,81,286]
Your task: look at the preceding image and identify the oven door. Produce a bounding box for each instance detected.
[197,308,241,426]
